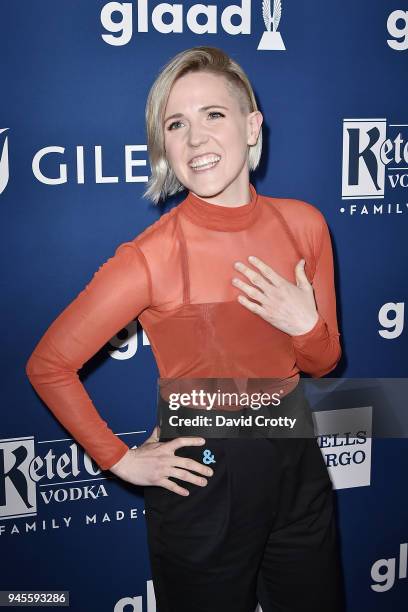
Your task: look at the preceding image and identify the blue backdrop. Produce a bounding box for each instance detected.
[1,1,407,610]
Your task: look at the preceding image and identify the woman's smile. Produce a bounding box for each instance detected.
[188,153,221,172]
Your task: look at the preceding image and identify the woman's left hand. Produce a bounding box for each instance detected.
[232,256,319,336]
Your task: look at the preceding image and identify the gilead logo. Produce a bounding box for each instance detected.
[371,543,407,592]
[101,1,286,50]
[0,136,150,192]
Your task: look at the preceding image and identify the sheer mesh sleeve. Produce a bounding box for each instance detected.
[25,241,151,471]
[291,215,342,378]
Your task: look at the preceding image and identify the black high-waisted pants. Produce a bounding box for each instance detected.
[143,385,346,612]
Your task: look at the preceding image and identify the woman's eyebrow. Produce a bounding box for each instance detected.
[163,105,229,124]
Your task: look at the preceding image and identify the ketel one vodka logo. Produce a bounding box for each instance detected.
[0,436,102,522]
[342,118,408,200]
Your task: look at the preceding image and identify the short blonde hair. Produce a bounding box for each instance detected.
[142,46,263,204]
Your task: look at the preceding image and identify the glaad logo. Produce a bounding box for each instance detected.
[101,0,286,51]
[109,322,151,361]
[387,10,408,51]
[0,128,10,195]
[378,302,405,339]
[115,581,156,612]
[258,0,285,50]
[341,118,408,214]
[371,543,408,592]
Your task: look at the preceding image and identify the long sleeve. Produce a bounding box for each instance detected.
[291,215,342,378]
[25,241,152,471]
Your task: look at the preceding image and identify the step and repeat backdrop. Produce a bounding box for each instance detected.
[1,1,408,611]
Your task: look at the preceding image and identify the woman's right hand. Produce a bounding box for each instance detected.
[109,426,214,496]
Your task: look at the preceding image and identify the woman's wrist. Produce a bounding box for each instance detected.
[291,311,320,337]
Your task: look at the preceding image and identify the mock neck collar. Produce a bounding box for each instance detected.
[178,183,261,231]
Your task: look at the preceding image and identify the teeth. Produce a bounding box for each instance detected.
[189,155,221,168]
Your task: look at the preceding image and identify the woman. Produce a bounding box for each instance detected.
[26,47,345,611]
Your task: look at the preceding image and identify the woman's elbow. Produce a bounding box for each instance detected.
[25,346,78,387]
[310,344,342,379]
[25,350,41,382]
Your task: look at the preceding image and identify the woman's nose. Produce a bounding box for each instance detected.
[187,123,209,147]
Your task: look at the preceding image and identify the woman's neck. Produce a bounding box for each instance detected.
[178,182,261,232]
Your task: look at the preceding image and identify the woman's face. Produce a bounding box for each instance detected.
[162,70,262,203]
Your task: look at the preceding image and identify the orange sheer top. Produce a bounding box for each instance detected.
[25,183,341,470]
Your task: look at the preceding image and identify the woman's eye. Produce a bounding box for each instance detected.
[167,120,183,131]
[166,112,224,131]
[208,111,225,119]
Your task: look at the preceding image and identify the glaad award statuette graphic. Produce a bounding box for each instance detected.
[257,0,286,51]
[0,128,9,195]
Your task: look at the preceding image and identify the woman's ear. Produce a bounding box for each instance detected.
[247,111,263,145]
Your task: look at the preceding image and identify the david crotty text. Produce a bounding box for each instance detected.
[168,415,297,429]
